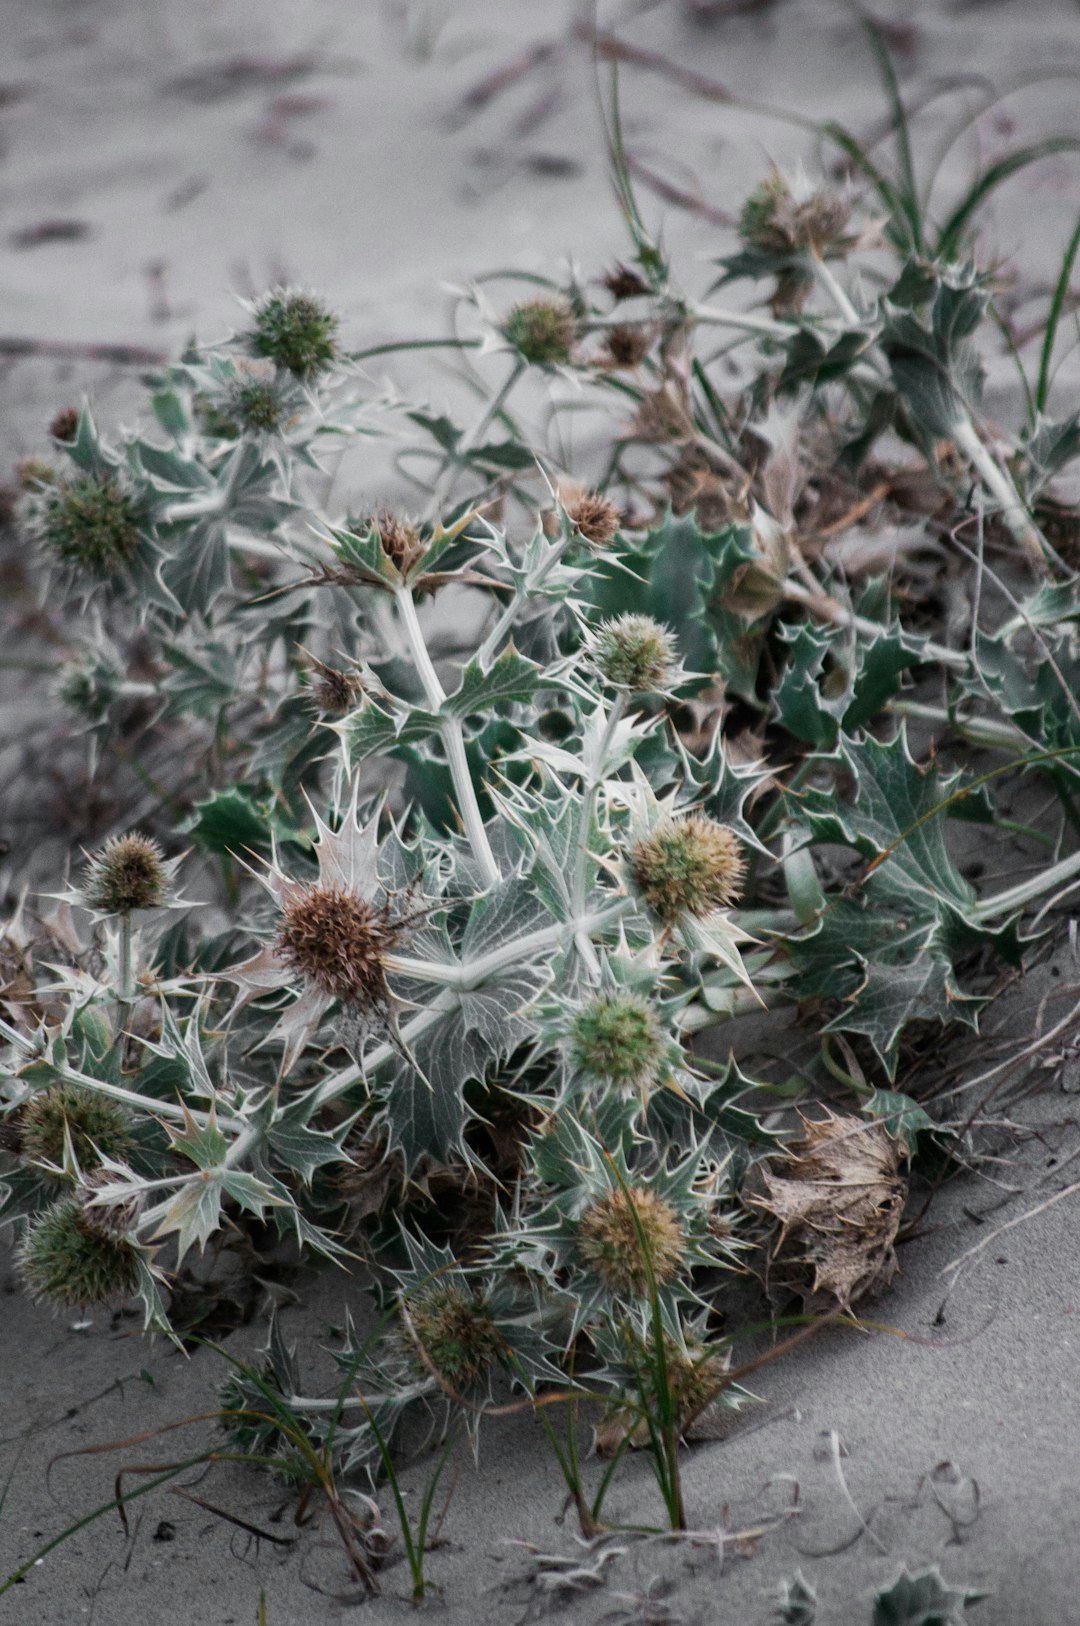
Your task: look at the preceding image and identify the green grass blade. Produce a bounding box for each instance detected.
[936,137,1080,260]
[1037,214,1080,414]
[859,18,922,254]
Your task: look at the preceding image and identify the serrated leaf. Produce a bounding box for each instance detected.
[443,644,543,719]
[872,1566,985,1626]
[861,1087,938,1150]
[160,516,231,613]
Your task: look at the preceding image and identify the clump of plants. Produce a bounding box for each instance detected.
[4,24,1080,1584]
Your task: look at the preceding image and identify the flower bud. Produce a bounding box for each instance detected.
[502,297,577,366]
[629,815,745,923]
[250,289,339,377]
[406,1284,502,1390]
[588,614,677,693]
[35,473,143,576]
[570,992,665,1093]
[579,1186,684,1297]
[56,649,125,723]
[17,1197,141,1309]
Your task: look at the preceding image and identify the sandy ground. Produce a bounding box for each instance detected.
[5,1,1080,1621]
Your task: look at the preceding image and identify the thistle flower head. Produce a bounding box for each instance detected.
[565,489,620,547]
[34,473,143,577]
[49,407,80,443]
[21,1085,134,1180]
[225,376,289,434]
[82,832,169,915]
[587,613,679,693]
[249,288,339,377]
[406,1283,503,1391]
[502,297,577,366]
[739,168,850,259]
[304,652,364,714]
[570,991,666,1093]
[274,885,402,1006]
[226,784,421,1073]
[599,323,652,369]
[629,815,745,923]
[17,1197,141,1310]
[579,1185,685,1298]
[369,509,426,576]
[602,263,651,301]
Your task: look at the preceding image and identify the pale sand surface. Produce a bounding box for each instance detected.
[4,2,1080,1621]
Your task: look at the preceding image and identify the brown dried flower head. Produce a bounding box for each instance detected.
[599,324,652,369]
[76,1166,145,1236]
[275,885,402,1009]
[49,408,80,444]
[565,489,620,547]
[602,263,651,301]
[373,510,426,576]
[629,815,745,923]
[304,652,364,714]
[579,1185,684,1297]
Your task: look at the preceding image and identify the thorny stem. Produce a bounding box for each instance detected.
[572,694,627,973]
[118,912,135,1005]
[475,523,578,669]
[781,578,968,671]
[952,418,1048,569]
[394,584,501,889]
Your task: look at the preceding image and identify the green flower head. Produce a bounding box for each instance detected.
[250,289,339,377]
[503,297,577,366]
[35,473,143,578]
[18,1198,141,1310]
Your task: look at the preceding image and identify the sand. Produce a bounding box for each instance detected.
[4,1,1080,1620]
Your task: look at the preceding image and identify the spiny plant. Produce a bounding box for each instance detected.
[4,25,1080,1578]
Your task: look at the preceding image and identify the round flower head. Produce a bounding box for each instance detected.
[739,168,850,259]
[21,1085,134,1180]
[502,297,577,366]
[602,263,650,301]
[35,473,143,578]
[570,991,666,1094]
[629,815,745,923]
[249,289,339,377]
[82,832,169,915]
[224,377,288,434]
[599,323,652,369]
[274,885,401,1008]
[565,489,620,547]
[17,1197,141,1310]
[579,1185,685,1298]
[405,1283,503,1392]
[587,614,678,693]
[226,784,426,1075]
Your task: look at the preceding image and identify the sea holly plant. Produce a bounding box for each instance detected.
[7,31,1080,1561]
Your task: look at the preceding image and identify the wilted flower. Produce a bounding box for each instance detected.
[249,288,339,377]
[586,614,679,693]
[564,488,621,547]
[304,651,364,715]
[49,407,80,443]
[739,168,850,260]
[629,814,745,923]
[17,1197,141,1310]
[601,263,651,301]
[75,1165,146,1236]
[502,297,577,366]
[598,323,652,369]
